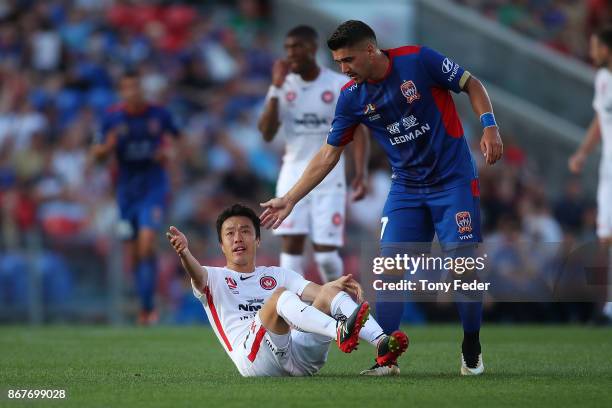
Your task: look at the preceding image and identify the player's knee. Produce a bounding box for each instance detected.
[137,234,157,259]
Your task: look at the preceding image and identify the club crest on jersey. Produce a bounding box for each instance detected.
[260,276,277,290]
[332,212,343,226]
[455,211,472,234]
[285,91,296,102]
[321,90,334,104]
[400,80,420,104]
[225,277,239,293]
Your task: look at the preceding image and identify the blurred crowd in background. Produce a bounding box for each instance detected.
[455,0,611,60]
[0,0,605,324]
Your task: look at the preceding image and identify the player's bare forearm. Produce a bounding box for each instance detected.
[179,249,208,292]
[300,282,322,303]
[90,144,112,162]
[258,98,281,142]
[301,275,363,304]
[352,125,370,178]
[464,76,493,116]
[350,125,370,201]
[90,133,117,162]
[464,76,503,165]
[260,144,344,229]
[577,116,601,156]
[166,226,207,292]
[569,116,601,173]
[285,144,343,205]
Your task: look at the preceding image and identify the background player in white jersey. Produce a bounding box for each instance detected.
[569,25,612,320]
[258,26,369,282]
[166,204,408,377]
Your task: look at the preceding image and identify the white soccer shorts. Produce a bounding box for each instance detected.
[234,313,332,377]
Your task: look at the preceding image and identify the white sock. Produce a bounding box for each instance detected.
[314,250,343,282]
[280,253,304,276]
[330,291,384,347]
[276,290,337,339]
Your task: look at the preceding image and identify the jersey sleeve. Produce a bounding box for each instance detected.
[419,46,471,93]
[191,266,212,304]
[281,267,310,296]
[326,90,360,146]
[593,70,604,110]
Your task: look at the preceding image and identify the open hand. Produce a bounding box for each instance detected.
[260,197,295,229]
[166,225,188,256]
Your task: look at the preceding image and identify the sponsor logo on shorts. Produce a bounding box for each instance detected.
[455,211,473,234]
[400,80,420,104]
[260,276,277,290]
[321,90,334,103]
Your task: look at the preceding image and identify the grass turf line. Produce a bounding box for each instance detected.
[1,325,611,407]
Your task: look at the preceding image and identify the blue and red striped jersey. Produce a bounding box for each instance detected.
[97,104,179,199]
[327,46,477,192]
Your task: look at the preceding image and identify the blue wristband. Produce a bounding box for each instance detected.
[480,112,497,128]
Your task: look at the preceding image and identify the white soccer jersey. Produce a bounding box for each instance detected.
[593,68,612,237]
[273,67,349,191]
[191,265,310,360]
[594,68,612,172]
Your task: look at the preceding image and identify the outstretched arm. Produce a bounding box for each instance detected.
[260,143,344,229]
[350,124,370,201]
[463,76,503,165]
[569,115,601,173]
[166,226,208,293]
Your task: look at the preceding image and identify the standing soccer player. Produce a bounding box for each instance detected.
[569,25,612,321]
[258,25,369,283]
[261,20,503,375]
[91,72,180,325]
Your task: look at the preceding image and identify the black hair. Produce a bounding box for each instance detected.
[216,204,261,242]
[596,24,612,49]
[286,25,318,43]
[327,20,376,50]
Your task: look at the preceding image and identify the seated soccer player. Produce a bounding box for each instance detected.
[167,204,408,377]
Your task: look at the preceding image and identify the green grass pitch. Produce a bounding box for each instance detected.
[1,325,611,407]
